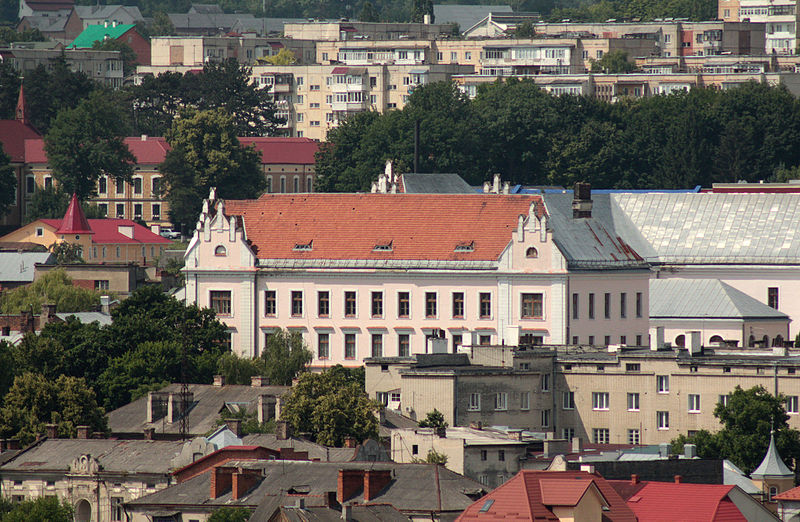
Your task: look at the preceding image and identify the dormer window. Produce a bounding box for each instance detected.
[526,246,539,258]
[214,245,227,256]
[454,241,474,253]
[373,241,393,252]
[293,241,312,251]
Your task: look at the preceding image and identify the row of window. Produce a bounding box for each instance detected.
[94,202,162,220]
[570,334,644,346]
[571,291,643,320]
[317,330,490,359]
[265,175,313,194]
[568,390,800,415]
[263,289,545,320]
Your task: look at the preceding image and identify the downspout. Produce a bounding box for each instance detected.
[253,269,259,358]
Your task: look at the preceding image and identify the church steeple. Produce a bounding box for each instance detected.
[752,432,793,480]
[15,84,28,125]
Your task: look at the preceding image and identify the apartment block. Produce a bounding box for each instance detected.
[0,46,124,87]
[727,0,798,54]
[149,35,317,66]
[283,20,455,42]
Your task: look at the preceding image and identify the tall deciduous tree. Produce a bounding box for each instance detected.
[281,365,379,446]
[91,38,138,77]
[44,90,135,200]
[0,60,20,119]
[0,496,74,522]
[0,145,14,217]
[160,108,265,228]
[260,329,312,385]
[0,268,101,314]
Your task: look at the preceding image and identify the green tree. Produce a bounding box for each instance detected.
[123,71,186,137]
[0,144,14,217]
[0,268,101,314]
[0,60,20,119]
[590,49,636,73]
[359,1,380,22]
[160,108,265,228]
[0,341,15,404]
[670,386,800,474]
[0,372,107,445]
[207,507,253,522]
[0,496,74,522]
[91,38,138,77]
[44,90,134,200]
[261,329,312,386]
[412,448,448,465]
[260,48,297,65]
[50,241,85,264]
[281,365,379,446]
[418,408,448,428]
[216,352,268,385]
[149,11,176,36]
[24,186,106,223]
[411,0,433,22]
[515,20,536,38]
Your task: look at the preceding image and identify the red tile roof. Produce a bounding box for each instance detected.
[774,485,800,501]
[56,193,93,235]
[224,193,542,262]
[457,471,636,521]
[41,218,170,245]
[25,136,169,165]
[609,481,746,522]
[238,137,319,165]
[0,121,41,162]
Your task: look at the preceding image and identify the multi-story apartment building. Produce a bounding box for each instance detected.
[150,35,317,66]
[720,0,798,54]
[367,343,800,447]
[283,20,456,42]
[0,46,124,87]
[184,185,651,362]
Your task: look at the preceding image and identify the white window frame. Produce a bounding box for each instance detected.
[592,392,609,411]
[788,396,798,414]
[593,428,610,444]
[494,392,508,411]
[563,391,575,410]
[541,408,551,428]
[657,375,669,393]
[541,373,550,392]
[688,394,701,413]
[562,427,575,440]
[520,391,530,411]
[628,428,640,445]
[719,394,729,407]
[657,411,670,430]
[627,392,640,411]
[468,392,480,411]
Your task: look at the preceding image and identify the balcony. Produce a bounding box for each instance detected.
[331,101,368,112]
[331,82,367,92]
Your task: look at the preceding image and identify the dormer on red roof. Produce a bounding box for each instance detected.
[457,470,636,521]
[56,193,93,236]
[172,445,279,484]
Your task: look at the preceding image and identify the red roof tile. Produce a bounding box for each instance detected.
[774,485,800,501]
[56,193,93,235]
[42,218,170,245]
[25,136,169,165]
[238,137,319,165]
[0,121,41,162]
[224,193,542,262]
[609,481,745,522]
[457,471,636,521]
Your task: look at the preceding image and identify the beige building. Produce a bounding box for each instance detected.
[0,46,124,88]
[283,21,455,42]
[149,35,317,66]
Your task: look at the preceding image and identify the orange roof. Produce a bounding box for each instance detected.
[56,193,93,235]
[773,485,800,501]
[611,482,745,522]
[538,478,597,506]
[225,193,542,262]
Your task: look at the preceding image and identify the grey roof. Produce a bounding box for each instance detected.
[129,460,483,515]
[650,279,789,320]
[724,460,761,494]
[55,311,113,326]
[266,505,410,522]
[433,4,512,31]
[74,5,144,22]
[189,4,224,14]
[1,439,183,474]
[168,12,256,31]
[543,193,650,269]
[19,15,70,32]
[107,383,289,437]
[0,252,53,283]
[400,173,475,194]
[751,434,794,479]
[612,193,800,265]
[231,17,307,35]
[241,433,356,462]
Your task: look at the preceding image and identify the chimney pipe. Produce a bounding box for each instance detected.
[630,474,639,485]
[572,182,593,218]
[674,475,682,483]
[213,375,224,387]
[45,424,58,439]
[144,427,155,440]
[76,426,90,439]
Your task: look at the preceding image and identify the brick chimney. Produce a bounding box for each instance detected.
[344,437,358,448]
[338,470,364,503]
[225,419,242,437]
[45,424,58,439]
[276,420,292,440]
[143,427,155,440]
[213,375,225,387]
[364,470,392,501]
[674,475,682,484]
[630,474,639,485]
[210,467,233,499]
[232,470,260,500]
[41,303,56,324]
[251,375,268,387]
[572,182,593,219]
[76,426,90,439]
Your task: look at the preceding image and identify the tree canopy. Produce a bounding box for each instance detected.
[418,409,448,428]
[0,269,101,314]
[0,496,74,522]
[0,145,14,217]
[670,386,800,474]
[261,329,313,385]
[281,365,379,446]
[160,108,265,228]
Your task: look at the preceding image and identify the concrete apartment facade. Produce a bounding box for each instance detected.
[0,47,124,87]
[149,35,317,66]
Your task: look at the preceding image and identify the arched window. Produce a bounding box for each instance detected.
[215,245,227,257]
[774,335,784,347]
[748,335,756,347]
[675,334,685,347]
[709,335,724,345]
[526,246,539,258]
[763,335,770,347]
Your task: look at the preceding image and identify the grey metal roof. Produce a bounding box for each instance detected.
[74,5,144,22]
[723,460,761,494]
[270,504,410,522]
[612,193,800,265]
[1,439,183,474]
[433,4,512,31]
[400,173,475,194]
[241,433,355,462]
[55,311,113,326]
[650,279,789,320]
[231,18,307,34]
[751,434,793,478]
[543,193,651,269]
[0,252,53,283]
[168,13,256,31]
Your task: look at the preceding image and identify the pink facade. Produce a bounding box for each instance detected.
[184,191,651,366]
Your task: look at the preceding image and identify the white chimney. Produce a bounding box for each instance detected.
[688,330,702,355]
[649,326,664,351]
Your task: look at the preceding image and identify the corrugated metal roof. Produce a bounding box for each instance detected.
[650,279,788,319]
[613,193,800,264]
[400,173,475,194]
[433,4,512,32]
[0,252,53,283]
[55,312,112,326]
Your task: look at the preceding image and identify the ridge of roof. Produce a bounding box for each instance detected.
[649,278,789,319]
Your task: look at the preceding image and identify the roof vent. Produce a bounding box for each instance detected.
[373,241,393,252]
[293,241,312,251]
[454,241,474,252]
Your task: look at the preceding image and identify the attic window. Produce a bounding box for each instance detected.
[214,245,227,256]
[293,241,312,251]
[373,241,393,252]
[287,485,310,495]
[454,241,475,253]
[479,499,495,512]
[526,246,539,258]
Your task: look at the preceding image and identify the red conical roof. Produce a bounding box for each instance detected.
[56,193,94,235]
[15,84,28,125]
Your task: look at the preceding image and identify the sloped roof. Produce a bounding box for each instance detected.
[18,14,69,31]
[538,478,599,506]
[399,173,476,194]
[0,439,183,474]
[238,137,318,165]
[168,13,255,31]
[40,218,170,245]
[55,311,112,325]
[57,193,93,235]
[774,484,800,501]
[751,433,794,479]
[69,23,136,48]
[612,193,800,265]
[225,194,540,263]
[650,279,789,320]
[0,251,54,283]
[458,470,636,521]
[275,504,410,521]
[542,193,649,269]
[74,5,143,22]
[433,4,512,32]
[615,482,744,522]
[0,120,41,162]
[241,433,355,462]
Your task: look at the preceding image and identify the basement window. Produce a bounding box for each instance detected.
[454,241,475,252]
[293,241,313,251]
[373,241,393,252]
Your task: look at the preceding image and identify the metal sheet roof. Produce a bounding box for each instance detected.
[433,4,512,32]
[0,252,53,283]
[613,193,800,265]
[650,279,788,319]
[400,173,475,194]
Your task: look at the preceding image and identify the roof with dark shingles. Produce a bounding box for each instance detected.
[399,173,475,194]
